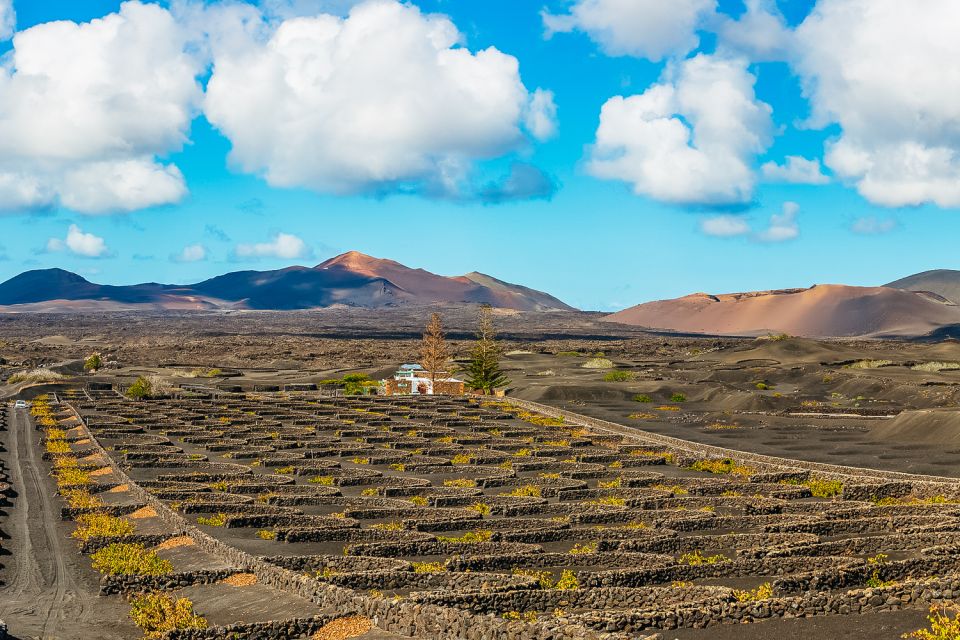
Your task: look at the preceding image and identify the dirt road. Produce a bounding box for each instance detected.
[0,405,135,640]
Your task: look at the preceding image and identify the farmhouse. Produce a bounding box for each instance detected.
[382,363,465,396]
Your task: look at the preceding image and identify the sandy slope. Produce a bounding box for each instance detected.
[604,284,960,338]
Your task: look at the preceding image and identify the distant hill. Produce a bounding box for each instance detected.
[0,251,575,312]
[604,284,960,338]
[886,270,960,305]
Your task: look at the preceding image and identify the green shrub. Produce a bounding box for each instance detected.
[807,478,843,498]
[505,485,542,498]
[555,569,579,590]
[678,550,728,565]
[632,394,654,403]
[437,530,493,544]
[733,582,773,601]
[84,353,103,372]
[129,593,207,639]
[91,543,172,576]
[603,370,632,382]
[196,513,227,527]
[669,392,687,403]
[847,359,893,370]
[904,605,960,639]
[412,562,446,573]
[512,568,554,588]
[688,458,754,476]
[126,377,152,400]
[72,513,135,541]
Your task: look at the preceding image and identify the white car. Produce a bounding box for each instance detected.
[14,400,28,409]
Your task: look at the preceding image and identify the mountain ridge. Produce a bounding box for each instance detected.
[0,252,575,312]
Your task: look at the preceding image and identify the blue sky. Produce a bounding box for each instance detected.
[0,0,957,310]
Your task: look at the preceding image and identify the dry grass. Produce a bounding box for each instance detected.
[109,484,130,493]
[221,573,258,587]
[312,616,373,640]
[89,467,113,477]
[155,536,195,551]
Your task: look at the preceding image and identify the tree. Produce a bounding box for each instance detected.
[419,312,450,392]
[84,353,103,372]
[126,377,152,400]
[464,305,509,394]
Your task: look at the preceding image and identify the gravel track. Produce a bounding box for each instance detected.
[0,405,135,640]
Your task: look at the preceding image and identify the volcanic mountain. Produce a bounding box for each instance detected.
[886,270,960,305]
[604,284,960,338]
[0,251,574,312]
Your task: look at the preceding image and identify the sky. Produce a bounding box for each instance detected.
[0,0,958,311]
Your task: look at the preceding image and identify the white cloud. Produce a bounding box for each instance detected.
[204,0,549,196]
[794,0,960,207]
[700,215,751,237]
[0,172,54,211]
[755,201,800,243]
[851,216,897,235]
[542,0,715,61]
[0,1,202,213]
[761,156,829,185]
[59,160,188,215]
[0,0,15,41]
[716,0,792,62]
[524,88,558,142]
[587,54,772,206]
[235,232,309,260]
[700,202,800,242]
[47,224,110,258]
[172,243,207,263]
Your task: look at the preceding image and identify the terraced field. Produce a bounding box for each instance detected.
[16,388,960,639]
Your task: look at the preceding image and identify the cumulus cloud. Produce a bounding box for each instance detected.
[716,0,792,62]
[587,54,772,206]
[761,156,829,185]
[0,1,202,214]
[204,0,554,197]
[700,202,800,242]
[542,0,715,61]
[46,224,110,258]
[700,215,751,238]
[171,243,207,263]
[524,89,558,141]
[851,216,897,235]
[755,201,800,243]
[794,0,960,207]
[0,0,14,41]
[235,232,310,260]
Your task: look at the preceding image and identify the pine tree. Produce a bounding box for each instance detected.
[419,312,450,392]
[464,305,509,394]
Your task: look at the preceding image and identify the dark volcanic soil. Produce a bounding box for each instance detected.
[0,406,137,639]
[3,309,960,478]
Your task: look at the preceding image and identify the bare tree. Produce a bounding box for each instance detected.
[419,312,450,392]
